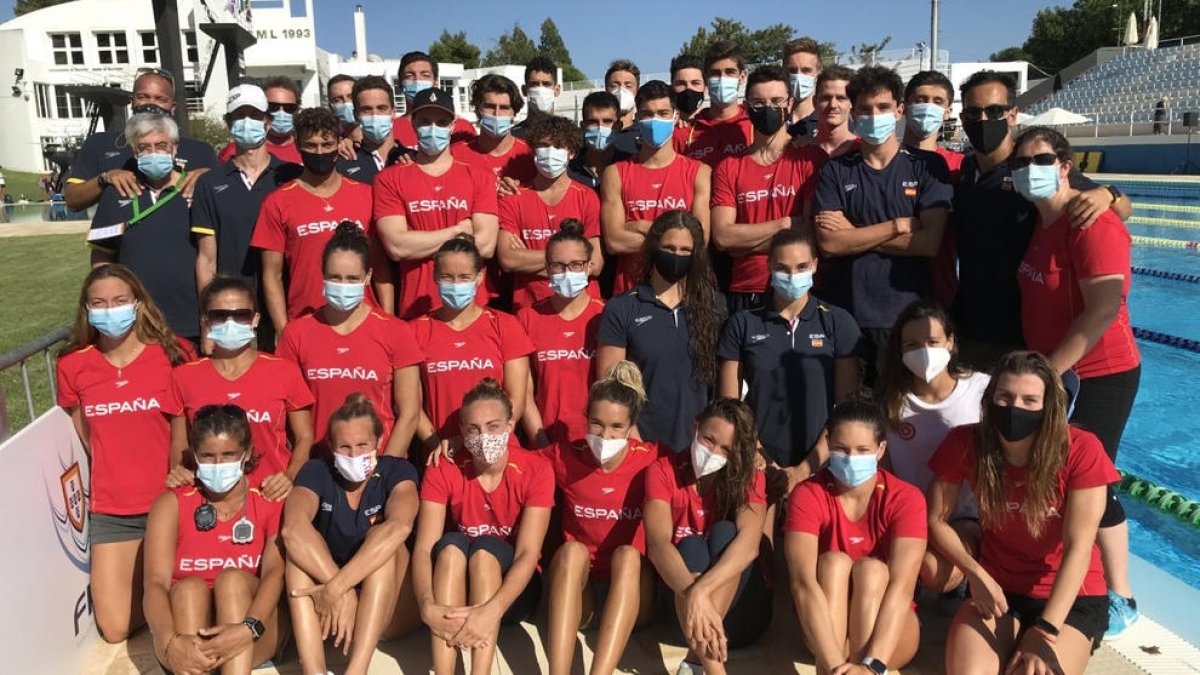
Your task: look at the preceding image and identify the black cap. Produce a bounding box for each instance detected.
[409,87,455,116]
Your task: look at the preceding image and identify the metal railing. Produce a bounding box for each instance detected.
[1020,106,1197,138]
[0,326,70,442]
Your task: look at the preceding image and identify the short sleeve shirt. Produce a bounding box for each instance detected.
[498,182,602,308]
[336,144,412,185]
[644,452,767,544]
[451,136,537,185]
[517,298,604,445]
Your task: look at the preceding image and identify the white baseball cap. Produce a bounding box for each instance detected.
[227,84,268,114]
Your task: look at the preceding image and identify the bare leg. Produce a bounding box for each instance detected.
[590,546,652,675]
[431,546,468,675]
[92,539,145,642]
[815,550,853,661]
[920,520,980,592]
[944,601,1020,675]
[213,569,279,675]
[383,546,423,639]
[692,571,743,675]
[1098,523,1133,597]
[345,551,399,675]
[547,540,591,675]
[169,576,212,635]
[466,550,504,675]
[1054,625,1099,675]
[847,558,889,657]
[285,560,328,674]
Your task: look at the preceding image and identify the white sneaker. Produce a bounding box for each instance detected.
[677,661,705,675]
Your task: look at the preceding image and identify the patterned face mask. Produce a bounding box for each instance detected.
[464,431,509,465]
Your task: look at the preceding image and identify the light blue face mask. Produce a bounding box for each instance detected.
[438,280,477,310]
[852,112,897,146]
[479,114,513,138]
[207,319,256,351]
[137,153,175,181]
[359,114,394,144]
[1012,164,1061,202]
[639,117,676,148]
[708,76,740,106]
[324,280,365,311]
[230,118,267,149]
[416,124,452,155]
[583,125,613,151]
[197,460,243,494]
[828,450,878,488]
[332,101,355,124]
[770,270,814,301]
[548,271,589,299]
[906,102,944,138]
[789,73,815,101]
[270,109,294,134]
[403,80,433,99]
[534,147,569,179]
[87,304,136,338]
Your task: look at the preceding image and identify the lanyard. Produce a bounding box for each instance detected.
[128,170,186,228]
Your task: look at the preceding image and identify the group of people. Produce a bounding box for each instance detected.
[55,36,1142,675]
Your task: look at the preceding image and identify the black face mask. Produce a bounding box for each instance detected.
[748,106,785,136]
[299,149,338,176]
[674,89,704,115]
[990,402,1044,443]
[653,249,692,283]
[963,118,1010,155]
[132,103,171,116]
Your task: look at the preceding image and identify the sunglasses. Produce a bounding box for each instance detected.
[960,104,1011,123]
[1010,153,1059,169]
[135,66,176,86]
[267,102,300,114]
[205,309,255,324]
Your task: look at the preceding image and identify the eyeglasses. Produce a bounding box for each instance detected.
[745,98,790,110]
[205,309,255,324]
[960,104,1011,123]
[1010,153,1059,169]
[267,102,300,114]
[135,66,175,86]
[547,260,589,274]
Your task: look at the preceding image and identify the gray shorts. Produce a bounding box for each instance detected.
[90,513,148,545]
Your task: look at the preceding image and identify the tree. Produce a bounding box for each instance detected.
[679,17,839,66]
[481,24,538,67]
[13,0,71,16]
[850,36,893,65]
[536,18,587,82]
[428,30,481,69]
[990,46,1032,62]
[188,114,229,152]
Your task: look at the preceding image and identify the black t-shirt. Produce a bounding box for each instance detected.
[567,148,634,193]
[66,130,217,183]
[336,144,412,185]
[953,155,1099,345]
[787,110,821,139]
[812,147,953,329]
[293,456,418,567]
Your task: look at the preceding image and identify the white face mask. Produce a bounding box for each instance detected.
[691,437,728,479]
[333,450,377,483]
[585,434,628,464]
[527,86,557,112]
[464,431,509,466]
[901,346,952,383]
[611,86,635,114]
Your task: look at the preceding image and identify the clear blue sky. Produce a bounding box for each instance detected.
[0,0,1062,76]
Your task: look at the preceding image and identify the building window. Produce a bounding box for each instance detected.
[183,30,198,64]
[139,32,158,64]
[95,32,130,65]
[35,83,52,118]
[185,80,203,113]
[50,32,84,66]
[54,86,86,118]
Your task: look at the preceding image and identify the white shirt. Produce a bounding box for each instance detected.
[887,371,990,520]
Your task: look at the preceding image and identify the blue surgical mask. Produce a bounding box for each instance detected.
[549,271,588,299]
[137,153,175,181]
[583,125,613,151]
[770,270,814,301]
[789,73,815,101]
[852,113,897,146]
[403,80,433,99]
[332,101,355,124]
[207,319,256,351]
[639,117,676,149]
[324,280,365,311]
[906,102,944,138]
[416,124,451,155]
[708,76,741,106]
[479,114,513,138]
[534,147,569,179]
[270,109,294,135]
[87,303,136,338]
[828,450,878,488]
[230,118,267,149]
[438,280,476,310]
[359,114,394,144]
[197,460,243,494]
[1012,164,1061,202]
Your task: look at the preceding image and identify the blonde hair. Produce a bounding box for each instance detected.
[589,360,647,423]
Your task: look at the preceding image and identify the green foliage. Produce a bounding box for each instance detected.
[990,46,1033,62]
[679,17,839,65]
[537,19,587,81]
[481,24,538,67]
[13,0,71,16]
[429,30,481,69]
[850,36,893,65]
[187,114,229,152]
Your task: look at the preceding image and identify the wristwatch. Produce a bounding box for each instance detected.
[1033,616,1061,637]
[242,616,265,642]
[861,656,888,674]
[97,171,110,187]
[1105,185,1122,204]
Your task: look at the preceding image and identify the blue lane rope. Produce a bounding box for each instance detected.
[1133,327,1200,354]
[1131,267,1200,284]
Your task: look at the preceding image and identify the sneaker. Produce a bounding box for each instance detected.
[677,661,705,675]
[1104,590,1139,639]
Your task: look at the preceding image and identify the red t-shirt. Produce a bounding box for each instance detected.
[928,424,1120,598]
[784,469,927,562]
[516,298,604,444]
[672,107,753,168]
[644,452,767,544]
[420,443,554,545]
[163,354,315,486]
[218,140,301,164]
[56,343,188,515]
[249,178,377,320]
[276,310,423,447]
[711,145,819,293]
[411,309,535,439]
[543,439,663,579]
[372,160,499,319]
[451,137,537,186]
[171,485,282,587]
[610,155,703,294]
[393,116,478,149]
[498,182,602,308]
[1018,210,1139,379]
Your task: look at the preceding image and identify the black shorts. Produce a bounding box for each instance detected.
[1005,592,1109,652]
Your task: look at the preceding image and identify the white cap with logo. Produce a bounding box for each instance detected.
[227,84,268,114]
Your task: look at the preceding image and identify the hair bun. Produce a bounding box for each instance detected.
[558,219,585,236]
[601,360,647,403]
[334,220,363,237]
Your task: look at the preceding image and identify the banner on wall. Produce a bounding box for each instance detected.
[0,407,95,672]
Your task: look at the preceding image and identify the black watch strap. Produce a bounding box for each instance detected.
[242,616,264,641]
[1033,616,1060,637]
[97,171,109,187]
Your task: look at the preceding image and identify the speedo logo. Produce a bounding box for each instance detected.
[426,358,496,373]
